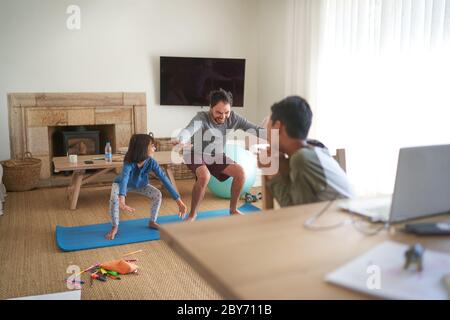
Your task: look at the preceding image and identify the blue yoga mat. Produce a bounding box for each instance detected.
[56,203,260,252]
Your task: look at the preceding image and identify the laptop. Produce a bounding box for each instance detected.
[340,144,450,223]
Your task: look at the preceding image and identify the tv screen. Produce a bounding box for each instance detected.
[160,56,246,107]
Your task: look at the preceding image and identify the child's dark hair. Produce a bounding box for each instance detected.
[209,88,233,108]
[270,96,313,140]
[124,132,156,163]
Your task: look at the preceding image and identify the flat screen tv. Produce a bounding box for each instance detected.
[160,56,246,107]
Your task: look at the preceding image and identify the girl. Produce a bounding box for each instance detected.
[106,133,187,240]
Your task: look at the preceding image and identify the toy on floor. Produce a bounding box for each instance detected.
[100,259,137,274]
[244,192,262,203]
[66,250,142,287]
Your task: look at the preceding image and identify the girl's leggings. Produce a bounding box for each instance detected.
[109,183,162,226]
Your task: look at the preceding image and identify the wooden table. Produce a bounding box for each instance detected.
[159,200,450,299]
[53,151,182,210]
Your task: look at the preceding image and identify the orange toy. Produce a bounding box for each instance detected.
[100,259,137,275]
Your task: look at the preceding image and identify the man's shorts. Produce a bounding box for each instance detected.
[183,152,235,182]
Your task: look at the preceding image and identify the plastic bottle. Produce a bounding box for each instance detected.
[105,142,112,163]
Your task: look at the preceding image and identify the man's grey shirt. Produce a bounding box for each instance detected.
[178,111,263,155]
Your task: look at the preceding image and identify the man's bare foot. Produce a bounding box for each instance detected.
[106,226,118,240]
[148,221,160,229]
[185,213,197,222]
[230,209,244,216]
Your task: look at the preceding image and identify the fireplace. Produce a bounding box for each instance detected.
[8,92,147,183]
[63,131,100,156]
[50,125,115,158]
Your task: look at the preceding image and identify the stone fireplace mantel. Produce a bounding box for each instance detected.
[8,92,147,182]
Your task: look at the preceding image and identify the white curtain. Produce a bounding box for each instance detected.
[287,0,450,195]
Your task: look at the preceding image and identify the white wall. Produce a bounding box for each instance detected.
[256,0,289,124]
[0,0,263,160]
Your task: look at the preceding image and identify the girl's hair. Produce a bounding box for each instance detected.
[124,132,156,163]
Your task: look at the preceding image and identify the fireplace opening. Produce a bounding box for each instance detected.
[49,124,116,176]
[63,131,100,156]
[50,125,116,157]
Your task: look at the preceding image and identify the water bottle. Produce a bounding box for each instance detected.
[105,142,112,163]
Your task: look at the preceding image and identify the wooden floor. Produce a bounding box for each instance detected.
[0,179,262,300]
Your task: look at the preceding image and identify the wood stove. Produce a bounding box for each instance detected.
[62,131,100,156]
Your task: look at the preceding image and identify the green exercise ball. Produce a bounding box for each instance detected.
[207,144,257,199]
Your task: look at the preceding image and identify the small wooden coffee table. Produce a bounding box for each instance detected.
[53,151,182,210]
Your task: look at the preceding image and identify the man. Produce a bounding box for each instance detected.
[174,89,263,221]
[263,96,353,207]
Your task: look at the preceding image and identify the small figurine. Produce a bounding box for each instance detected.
[244,192,263,203]
[442,274,450,299]
[404,243,425,272]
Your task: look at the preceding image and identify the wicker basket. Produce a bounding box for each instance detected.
[0,152,42,191]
